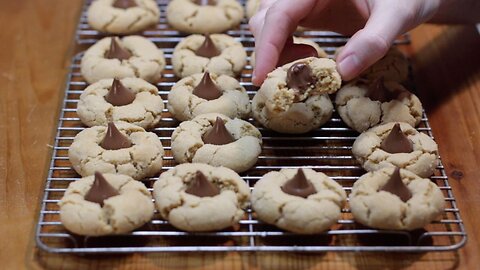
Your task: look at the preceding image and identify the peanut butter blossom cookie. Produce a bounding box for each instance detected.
[77,77,164,129]
[168,72,251,121]
[87,0,160,34]
[69,121,164,180]
[251,168,346,234]
[171,113,262,173]
[59,172,154,236]
[352,122,439,178]
[335,78,423,132]
[349,167,444,230]
[172,34,247,78]
[81,36,165,84]
[252,57,341,133]
[166,0,244,34]
[153,163,250,232]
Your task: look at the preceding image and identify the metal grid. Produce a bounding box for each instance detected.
[36,0,466,253]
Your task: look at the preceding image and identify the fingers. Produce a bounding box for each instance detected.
[251,0,317,86]
[336,3,410,81]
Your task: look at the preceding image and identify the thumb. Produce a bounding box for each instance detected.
[336,5,408,81]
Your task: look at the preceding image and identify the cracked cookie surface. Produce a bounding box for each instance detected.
[349,167,444,230]
[335,81,423,132]
[87,0,160,34]
[352,122,439,178]
[172,34,247,78]
[167,0,244,34]
[251,168,346,234]
[153,163,250,232]
[171,113,262,173]
[168,73,251,121]
[81,36,165,84]
[77,78,164,129]
[59,173,154,236]
[69,121,164,180]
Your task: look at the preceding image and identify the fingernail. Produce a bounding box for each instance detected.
[338,54,360,81]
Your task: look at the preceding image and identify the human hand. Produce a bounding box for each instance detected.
[249,0,442,85]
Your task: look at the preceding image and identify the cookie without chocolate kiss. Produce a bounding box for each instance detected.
[185,171,220,197]
[112,0,137,9]
[192,72,222,100]
[281,169,317,198]
[105,78,136,106]
[380,123,413,153]
[100,122,133,150]
[195,35,221,58]
[84,172,120,206]
[202,117,235,145]
[105,37,132,60]
[379,167,412,202]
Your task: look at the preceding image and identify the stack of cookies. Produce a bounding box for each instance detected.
[58,0,445,238]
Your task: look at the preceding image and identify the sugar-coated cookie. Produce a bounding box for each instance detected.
[335,79,422,132]
[167,0,244,34]
[252,168,346,234]
[153,163,250,232]
[168,72,250,121]
[87,0,160,34]
[349,167,444,230]
[171,113,262,173]
[59,172,154,236]
[77,78,164,129]
[81,36,165,84]
[172,34,247,78]
[69,121,164,180]
[352,122,439,178]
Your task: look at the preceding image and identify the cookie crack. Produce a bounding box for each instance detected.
[101,14,118,32]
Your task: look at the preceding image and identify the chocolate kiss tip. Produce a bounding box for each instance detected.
[286,62,316,94]
[84,172,120,206]
[112,0,137,9]
[380,123,413,154]
[281,168,317,198]
[277,37,318,67]
[105,78,136,106]
[380,167,412,202]
[195,34,221,58]
[106,37,132,61]
[100,122,133,150]
[185,171,220,197]
[202,117,235,145]
[192,72,222,100]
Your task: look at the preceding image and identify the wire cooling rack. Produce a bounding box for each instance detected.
[36,0,466,253]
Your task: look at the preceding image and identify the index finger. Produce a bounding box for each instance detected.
[252,0,318,86]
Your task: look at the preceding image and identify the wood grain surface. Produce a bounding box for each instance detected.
[1,0,479,269]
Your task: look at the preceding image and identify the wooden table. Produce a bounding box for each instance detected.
[1,0,479,269]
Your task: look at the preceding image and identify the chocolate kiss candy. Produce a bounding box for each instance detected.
[195,34,221,58]
[84,172,120,206]
[366,77,394,102]
[112,0,137,9]
[195,0,217,6]
[286,62,316,96]
[277,37,318,67]
[380,167,412,202]
[105,37,132,61]
[105,78,136,106]
[202,117,235,145]
[281,169,317,198]
[100,122,133,150]
[185,171,220,197]
[381,123,413,154]
[192,72,222,100]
